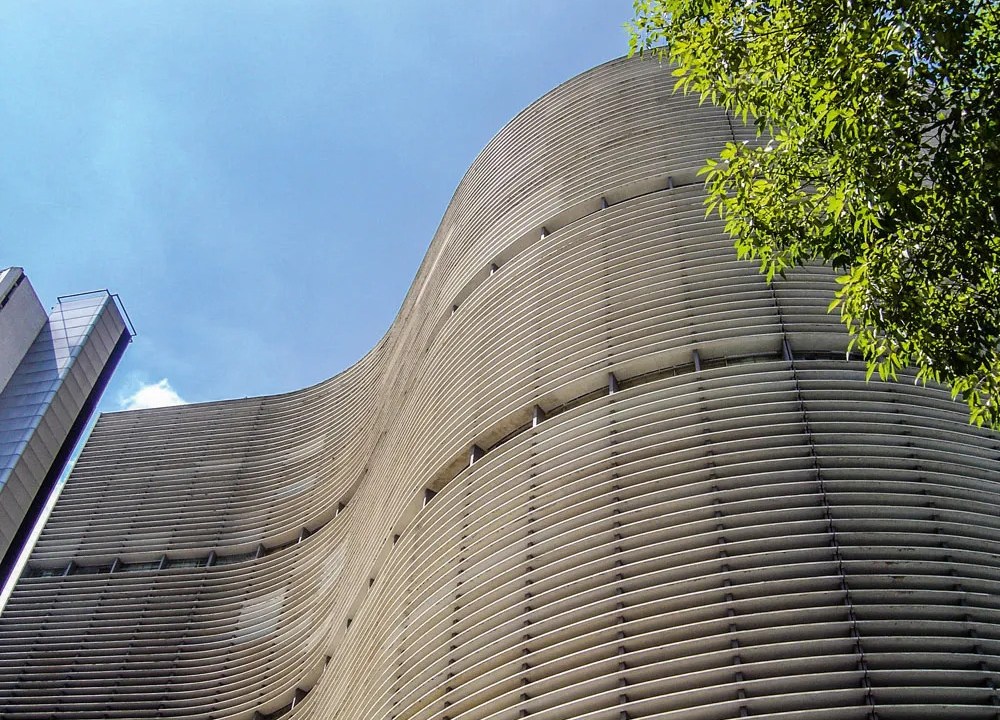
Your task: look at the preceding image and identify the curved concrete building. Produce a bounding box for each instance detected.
[1,57,998,720]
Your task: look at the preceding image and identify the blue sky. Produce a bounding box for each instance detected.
[2,1,636,411]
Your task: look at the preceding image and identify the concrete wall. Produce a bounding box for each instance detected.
[0,268,47,392]
[1,57,997,720]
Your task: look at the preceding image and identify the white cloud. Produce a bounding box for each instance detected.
[120,378,187,411]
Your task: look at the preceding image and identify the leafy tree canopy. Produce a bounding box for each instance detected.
[629,0,1000,428]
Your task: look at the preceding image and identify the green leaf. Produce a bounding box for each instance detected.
[627,0,1000,430]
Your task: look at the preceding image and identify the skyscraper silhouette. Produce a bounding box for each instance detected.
[0,267,130,588]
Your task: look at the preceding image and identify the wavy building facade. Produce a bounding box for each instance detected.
[1,58,999,720]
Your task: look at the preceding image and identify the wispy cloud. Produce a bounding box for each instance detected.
[120,378,187,411]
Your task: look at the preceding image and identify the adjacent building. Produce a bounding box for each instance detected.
[0,58,997,720]
[0,268,131,587]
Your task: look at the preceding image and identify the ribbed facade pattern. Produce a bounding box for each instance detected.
[1,57,998,720]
